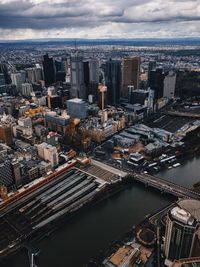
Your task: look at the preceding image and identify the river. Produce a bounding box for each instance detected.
[2,156,200,267]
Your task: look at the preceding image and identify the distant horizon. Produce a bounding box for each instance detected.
[1,36,200,43]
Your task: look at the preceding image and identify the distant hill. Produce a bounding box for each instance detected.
[1,38,200,47]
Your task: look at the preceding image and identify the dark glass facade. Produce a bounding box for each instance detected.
[105,59,121,106]
[43,54,56,86]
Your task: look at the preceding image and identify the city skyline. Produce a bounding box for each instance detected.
[0,0,200,40]
[1,33,200,266]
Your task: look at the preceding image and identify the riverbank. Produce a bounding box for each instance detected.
[3,150,200,267]
[86,202,175,267]
[1,181,173,267]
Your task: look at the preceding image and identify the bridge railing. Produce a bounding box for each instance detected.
[132,173,200,199]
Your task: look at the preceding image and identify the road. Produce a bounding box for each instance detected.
[133,173,200,200]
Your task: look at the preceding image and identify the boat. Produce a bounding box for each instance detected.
[173,163,181,168]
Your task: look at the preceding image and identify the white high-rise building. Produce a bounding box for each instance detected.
[26,67,43,84]
[21,83,33,96]
[26,68,35,84]
[37,142,47,159]
[164,199,200,266]
[37,142,58,167]
[11,73,23,91]
[43,145,59,167]
[35,67,43,82]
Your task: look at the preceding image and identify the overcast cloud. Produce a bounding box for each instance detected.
[0,0,200,40]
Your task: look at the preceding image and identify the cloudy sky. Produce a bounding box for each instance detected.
[0,0,200,40]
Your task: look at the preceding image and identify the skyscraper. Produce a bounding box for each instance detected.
[21,83,33,96]
[122,57,141,97]
[105,59,121,106]
[88,81,99,102]
[26,67,43,84]
[89,60,99,83]
[0,63,11,85]
[11,72,23,92]
[42,54,56,86]
[0,159,14,188]
[83,61,90,90]
[70,56,86,99]
[163,71,177,99]
[0,73,6,94]
[148,61,156,84]
[164,199,200,267]
[149,68,165,100]
[85,59,100,102]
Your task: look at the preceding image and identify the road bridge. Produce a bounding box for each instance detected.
[132,173,200,200]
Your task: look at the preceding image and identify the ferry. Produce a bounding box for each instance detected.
[173,163,181,168]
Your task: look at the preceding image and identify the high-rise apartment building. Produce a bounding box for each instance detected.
[43,145,59,168]
[11,160,22,188]
[164,199,200,266]
[122,57,141,97]
[26,67,43,84]
[0,159,14,188]
[11,72,23,92]
[21,83,33,96]
[37,142,58,167]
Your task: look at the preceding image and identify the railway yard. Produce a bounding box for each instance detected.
[0,167,116,259]
[145,114,195,133]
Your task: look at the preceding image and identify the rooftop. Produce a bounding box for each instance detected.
[178,199,200,222]
[67,98,84,103]
[109,246,132,266]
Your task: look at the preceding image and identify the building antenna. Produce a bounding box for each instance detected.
[74,39,78,57]
[75,39,77,51]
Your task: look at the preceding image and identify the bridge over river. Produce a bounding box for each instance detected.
[132,172,200,200]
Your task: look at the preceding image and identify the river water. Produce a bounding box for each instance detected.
[2,156,200,267]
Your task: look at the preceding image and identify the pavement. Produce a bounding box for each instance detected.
[91,159,127,177]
